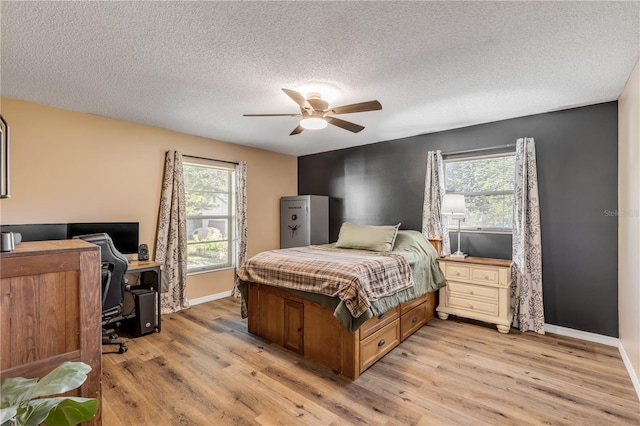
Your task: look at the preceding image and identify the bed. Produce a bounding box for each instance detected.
[236,228,445,379]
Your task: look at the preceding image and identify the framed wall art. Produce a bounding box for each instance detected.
[0,114,10,198]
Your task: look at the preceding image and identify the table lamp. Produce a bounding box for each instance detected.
[442,194,467,259]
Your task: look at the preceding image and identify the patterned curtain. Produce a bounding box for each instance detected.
[232,161,248,302]
[422,150,451,256]
[155,150,189,314]
[511,138,544,334]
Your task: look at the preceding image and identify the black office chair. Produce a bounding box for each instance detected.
[76,233,129,354]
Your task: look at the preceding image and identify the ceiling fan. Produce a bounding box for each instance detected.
[243,88,382,135]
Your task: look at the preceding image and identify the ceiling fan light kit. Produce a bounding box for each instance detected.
[300,117,327,130]
[243,88,382,135]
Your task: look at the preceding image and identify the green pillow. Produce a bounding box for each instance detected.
[334,222,401,252]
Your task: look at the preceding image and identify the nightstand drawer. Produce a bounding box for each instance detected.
[447,294,498,316]
[447,281,498,301]
[445,264,470,280]
[471,267,500,285]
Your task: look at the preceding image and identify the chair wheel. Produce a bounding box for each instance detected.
[119,345,128,354]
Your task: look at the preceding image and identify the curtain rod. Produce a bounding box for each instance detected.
[182,154,239,165]
[443,143,516,156]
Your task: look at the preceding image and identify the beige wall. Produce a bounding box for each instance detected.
[0,97,297,300]
[618,58,640,392]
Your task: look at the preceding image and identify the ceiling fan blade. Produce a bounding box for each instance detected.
[326,116,365,133]
[290,125,304,135]
[243,113,302,117]
[282,88,314,111]
[329,100,382,115]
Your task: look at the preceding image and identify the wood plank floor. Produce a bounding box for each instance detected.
[102,297,639,425]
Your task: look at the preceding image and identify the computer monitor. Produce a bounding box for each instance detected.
[67,222,140,254]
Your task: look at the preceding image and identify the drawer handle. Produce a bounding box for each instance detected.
[455,272,460,276]
[378,339,386,347]
[469,291,474,295]
[378,313,385,320]
[484,275,489,279]
[467,304,474,309]
[412,316,418,323]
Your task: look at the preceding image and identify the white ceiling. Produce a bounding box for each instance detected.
[1,1,639,157]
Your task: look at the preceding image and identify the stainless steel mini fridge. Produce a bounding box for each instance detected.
[280,195,329,248]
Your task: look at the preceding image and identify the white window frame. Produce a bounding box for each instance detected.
[443,152,515,233]
[184,161,236,274]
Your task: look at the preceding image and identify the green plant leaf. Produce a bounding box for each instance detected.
[14,403,36,426]
[44,398,98,426]
[0,406,18,425]
[19,397,94,426]
[1,376,38,406]
[0,362,96,426]
[29,362,91,399]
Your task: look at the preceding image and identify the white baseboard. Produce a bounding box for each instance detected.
[543,323,619,346]
[544,323,639,401]
[618,341,640,401]
[189,290,232,306]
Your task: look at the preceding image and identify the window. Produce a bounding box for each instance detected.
[184,162,235,273]
[444,153,515,231]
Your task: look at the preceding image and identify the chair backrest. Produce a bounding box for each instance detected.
[77,233,128,312]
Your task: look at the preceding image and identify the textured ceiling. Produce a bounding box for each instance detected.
[1,1,639,157]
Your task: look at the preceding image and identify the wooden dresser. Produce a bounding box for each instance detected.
[436,256,513,333]
[0,239,102,425]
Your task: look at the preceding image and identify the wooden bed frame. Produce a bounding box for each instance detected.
[246,238,442,379]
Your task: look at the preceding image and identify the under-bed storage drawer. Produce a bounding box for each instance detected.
[359,306,399,339]
[400,294,427,314]
[359,321,400,371]
[400,303,427,341]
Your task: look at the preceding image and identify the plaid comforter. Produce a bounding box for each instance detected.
[236,246,415,318]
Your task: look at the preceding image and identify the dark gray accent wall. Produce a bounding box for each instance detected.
[299,102,618,337]
[455,233,513,260]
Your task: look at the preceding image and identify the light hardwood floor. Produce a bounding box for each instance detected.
[102,297,639,425]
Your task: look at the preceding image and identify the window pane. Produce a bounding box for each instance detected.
[187,219,228,242]
[446,156,515,193]
[187,193,229,216]
[184,162,235,273]
[461,194,514,230]
[187,241,230,269]
[184,165,229,192]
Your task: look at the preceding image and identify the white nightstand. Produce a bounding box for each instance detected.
[436,256,513,333]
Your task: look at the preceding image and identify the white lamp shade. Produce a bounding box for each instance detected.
[300,117,328,130]
[441,194,466,216]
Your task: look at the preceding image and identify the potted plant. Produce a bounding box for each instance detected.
[0,361,98,426]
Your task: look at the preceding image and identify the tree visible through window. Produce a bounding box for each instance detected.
[184,162,235,272]
[444,154,515,231]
